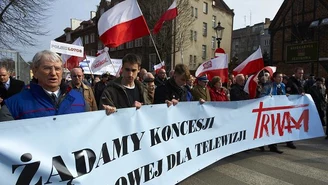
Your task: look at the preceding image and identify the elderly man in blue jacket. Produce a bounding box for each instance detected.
[0,50,87,121]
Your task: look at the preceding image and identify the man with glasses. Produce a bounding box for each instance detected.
[69,68,97,111]
[100,53,151,114]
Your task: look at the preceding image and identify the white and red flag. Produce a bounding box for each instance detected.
[244,66,277,99]
[195,54,228,83]
[98,0,150,48]
[233,46,264,76]
[61,37,86,70]
[154,61,165,74]
[91,51,112,73]
[153,0,178,34]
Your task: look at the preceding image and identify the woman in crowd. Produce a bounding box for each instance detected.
[209,76,230,101]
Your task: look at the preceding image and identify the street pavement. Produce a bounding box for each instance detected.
[180,136,328,185]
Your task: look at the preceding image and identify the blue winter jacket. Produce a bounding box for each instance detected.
[261,82,286,97]
[5,83,86,120]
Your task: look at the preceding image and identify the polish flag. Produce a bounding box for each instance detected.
[98,0,150,48]
[91,52,112,73]
[244,66,277,99]
[233,46,264,76]
[195,54,228,83]
[154,61,165,74]
[153,0,178,34]
[61,37,86,70]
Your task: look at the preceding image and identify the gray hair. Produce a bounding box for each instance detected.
[32,50,62,69]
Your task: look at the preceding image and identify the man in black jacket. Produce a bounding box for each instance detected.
[100,54,151,115]
[230,74,249,101]
[285,67,305,149]
[0,65,25,106]
[154,64,191,106]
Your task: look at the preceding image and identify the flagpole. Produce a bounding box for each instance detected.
[85,58,94,80]
[135,0,163,65]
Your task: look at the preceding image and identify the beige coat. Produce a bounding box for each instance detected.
[191,85,211,101]
[69,82,98,111]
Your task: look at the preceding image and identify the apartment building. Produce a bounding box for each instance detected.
[55,0,233,72]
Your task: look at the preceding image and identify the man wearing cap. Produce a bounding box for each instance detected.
[191,75,211,101]
[94,72,109,106]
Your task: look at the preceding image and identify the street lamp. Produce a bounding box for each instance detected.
[214,22,225,48]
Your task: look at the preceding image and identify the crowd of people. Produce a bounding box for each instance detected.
[0,50,327,155]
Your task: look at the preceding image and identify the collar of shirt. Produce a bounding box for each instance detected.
[44,89,61,98]
[3,78,10,87]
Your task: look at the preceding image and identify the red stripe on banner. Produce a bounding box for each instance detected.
[99,16,150,48]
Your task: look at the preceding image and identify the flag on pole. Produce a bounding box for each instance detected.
[61,37,86,70]
[98,0,150,48]
[233,46,264,76]
[153,0,178,34]
[244,66,277,99]
[154,61,165,74]
[91,52,112,73]
[195,54,229,83]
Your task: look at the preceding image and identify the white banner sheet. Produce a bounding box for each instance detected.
[50,40,84,57]
[0,95,324,185]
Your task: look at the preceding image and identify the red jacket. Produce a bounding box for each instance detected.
[210,87,229,101]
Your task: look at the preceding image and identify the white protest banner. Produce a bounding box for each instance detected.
[91,51,112,73]
[80,55,122,76]
[50,40,84,57]
[0,95,324,185]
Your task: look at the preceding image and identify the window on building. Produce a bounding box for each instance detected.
[90,33,95,43]
[194,31,197,41]
[110,47,116,51]
[191,6,194,17]
[80,37,84,44]
[203,22,207,37]
[189,55,193,66]
[126,41,134,49]
[203,2,208,14]
[195,8,198,18]
[90,50,96,56]
[202,45,207,59]
[211,37,216,49]
[212,15,216,28]
[66,33,71,42]
[135,38,143,47]
[117,44,124,50]
[193,55,197,67]
[98,42,103,50]
[84,35,89,44]
[149,54,156,71]
[212,0,216,6]
[190,30,193,41]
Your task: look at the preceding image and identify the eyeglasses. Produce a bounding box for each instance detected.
[72,75,83,78]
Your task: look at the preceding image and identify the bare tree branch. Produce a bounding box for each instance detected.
[0,0,56,49]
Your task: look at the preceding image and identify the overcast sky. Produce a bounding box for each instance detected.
[15,0,284,61]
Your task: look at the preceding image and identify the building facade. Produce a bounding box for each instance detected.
[269,0,328,77]
[231,18,271,66]
[55,0,234,72]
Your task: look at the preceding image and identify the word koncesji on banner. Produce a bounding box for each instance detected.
[0,95,324,185]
